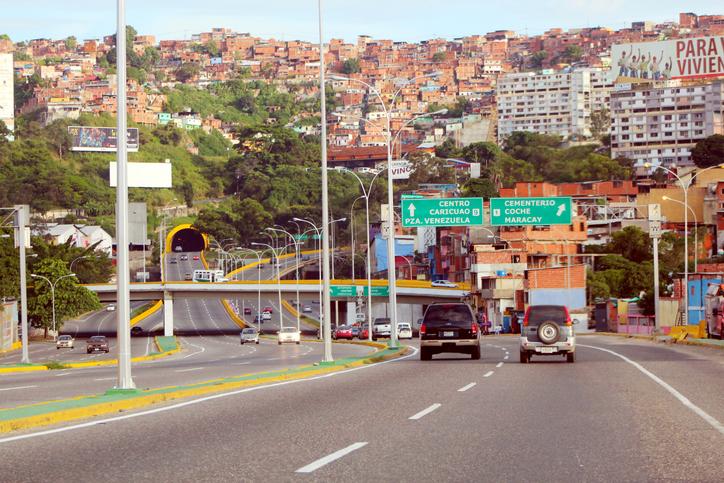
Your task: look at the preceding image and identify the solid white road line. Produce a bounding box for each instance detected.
[457,383,476,392]
[93,377,116,382]
[0,385,38,392]
[409,403,441,420]
[175,367,204,373]
[496,362,504,368]
[0,347,419,445]
[295,442,368,474]
[483,371,494,377]
[579,344,724,436]
[503,355,509,360]
[54,372,73,377]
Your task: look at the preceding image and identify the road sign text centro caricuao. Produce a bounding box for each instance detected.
[401,198,484,227]
[489,197,572,226]
[330,285,389,297]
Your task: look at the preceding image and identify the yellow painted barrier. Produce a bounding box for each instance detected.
[130,300,162,327]
[221,299,247,329]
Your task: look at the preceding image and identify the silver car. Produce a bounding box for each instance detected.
[56,334,74,349]
[240,327,260,345]
[519,305,576,363]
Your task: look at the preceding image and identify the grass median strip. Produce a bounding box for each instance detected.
[0,343,408,434]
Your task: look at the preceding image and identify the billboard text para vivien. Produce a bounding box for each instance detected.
[608,35,724,83]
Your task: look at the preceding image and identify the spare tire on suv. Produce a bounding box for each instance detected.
[419,303,481,361]
[520,305,576,363]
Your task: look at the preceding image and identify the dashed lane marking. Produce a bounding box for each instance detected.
[175,367,204,373]
[0,385,37,392]
[483,371,494,377]
[409,403,441,420]
[496,362,503,368]
[295,442,368,474]
[457,383,476,392]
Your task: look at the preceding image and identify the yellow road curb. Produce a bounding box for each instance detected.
[130,300,162,327]
[221,299,247,329]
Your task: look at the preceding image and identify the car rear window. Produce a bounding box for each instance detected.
[90,336,106,342]
[374,318,390,325]
[527,306,568,324]
[242,329,256,334]
[423,305,473,328]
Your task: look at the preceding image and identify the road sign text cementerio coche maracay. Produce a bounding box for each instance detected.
[401,198,484,227]
[489,197,572,226]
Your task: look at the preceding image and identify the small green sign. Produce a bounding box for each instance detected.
[293,234,309,241]
[330,285,389,297]
[401,194,424,200]
[401,197,484,227]
[489,197,572,226]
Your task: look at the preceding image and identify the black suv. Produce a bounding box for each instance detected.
[419,303,480,360]
[519,305,576,363]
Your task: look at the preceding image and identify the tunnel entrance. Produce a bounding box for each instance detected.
[167,225,207,252]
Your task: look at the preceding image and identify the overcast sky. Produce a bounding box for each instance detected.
[2,1,722,43]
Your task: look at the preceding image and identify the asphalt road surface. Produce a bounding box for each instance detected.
[1,335,722,482]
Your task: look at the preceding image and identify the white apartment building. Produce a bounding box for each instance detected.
[610,80,724,167]
[0,53,14,133]
[496,68,611,142]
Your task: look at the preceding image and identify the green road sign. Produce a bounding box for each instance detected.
[489,197,572,226]
[401,197,484,227]
[293,234,309,241]
[330,285,389,297]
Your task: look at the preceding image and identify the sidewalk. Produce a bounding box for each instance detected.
[584,332,724,349]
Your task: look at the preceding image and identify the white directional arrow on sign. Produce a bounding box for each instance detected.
[556,204,566,217]
[408,203,416,217]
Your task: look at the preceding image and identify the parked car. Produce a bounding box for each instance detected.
[193,255,200,260]
[86,335,110,354]
[372,317,391,340]
[240,327,260,345]
[519,305,576,363]
[278,327,301,345]
[302,305,312,313]
[351,326,360,337]
[333,325,354,340]
[169,257,177,264]
[263,306,273,314]
[397,322,413,339]
[180,254,188,261]
[56,334,74,349]
[358,324,370,339]
[431,280,457,288]
[131,326,143,336]
[262,312,272,321]
[419,303,480,360]
[243,307,253,315]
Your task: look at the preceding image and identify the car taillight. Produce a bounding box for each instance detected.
[564,307,572,326]
[420,323,426,335]
[471,322,478,334]
[523,309,530,327]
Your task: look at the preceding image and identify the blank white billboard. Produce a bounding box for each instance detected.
[109,162,173,188]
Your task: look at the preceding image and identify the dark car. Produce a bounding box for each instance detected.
[130,326,143,336]
[86,335,110,353]
[244,307,252,315]
[419,303,480,360]
[519,305,576,363]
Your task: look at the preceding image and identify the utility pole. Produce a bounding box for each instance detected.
[649,204,661,334]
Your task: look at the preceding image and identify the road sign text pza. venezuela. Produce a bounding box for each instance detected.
[490,197,572,226]
[401,198,484,227]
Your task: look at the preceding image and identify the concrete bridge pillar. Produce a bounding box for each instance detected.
[163,291,174,336]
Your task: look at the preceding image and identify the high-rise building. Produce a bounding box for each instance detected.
[610,80,724,167]
[0,53,14,134]
[496,68,611,143]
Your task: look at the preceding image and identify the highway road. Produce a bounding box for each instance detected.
[1,335,721,481]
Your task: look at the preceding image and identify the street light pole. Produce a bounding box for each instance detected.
[663,196,699,274]
[115,0,134,390]
[268,227,301,333]
[252,242,283,331]
[31,273,75,340]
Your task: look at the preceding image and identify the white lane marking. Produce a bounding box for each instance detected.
[503,355,509,360]
[93,377,116,381]
[144,336,151,356]
[232,362,251,365]
[181,339,206,360]
[409,403,441,420]
[54,372,73,377]
[500,348,506,351]
[579,344,724,436]
[496,362,504,368]
[457,383,476,392]
[295,442,368,474]
[483,371,494,377]
[0,385,38,392]
[0,346,419,445]
[175,367,204,373]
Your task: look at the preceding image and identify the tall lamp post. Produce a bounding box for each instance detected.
[237,247,263,332]
[267,227,301,332]
[251,242,283,330]
[328,74,445,347]
[663,196,700,274]
[645,162,723,324]
[30,273,76,340]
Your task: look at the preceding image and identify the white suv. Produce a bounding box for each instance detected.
[519,305,577,363]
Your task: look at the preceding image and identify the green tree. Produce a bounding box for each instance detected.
[435,138,462,159]
[341,58,361,74]
[28,258,101,336]
[691,134,724,169]
[590,107,610,140]
[65,36,77,50]
[205,40,220,57]
[175,63,199,83]
[180,180,195,207]
[529,50,548,68]
[561,45,584,63]
[462,178,498,199]
[432,52,447,62]
[462,142,500,167]
[608,226,651,263]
